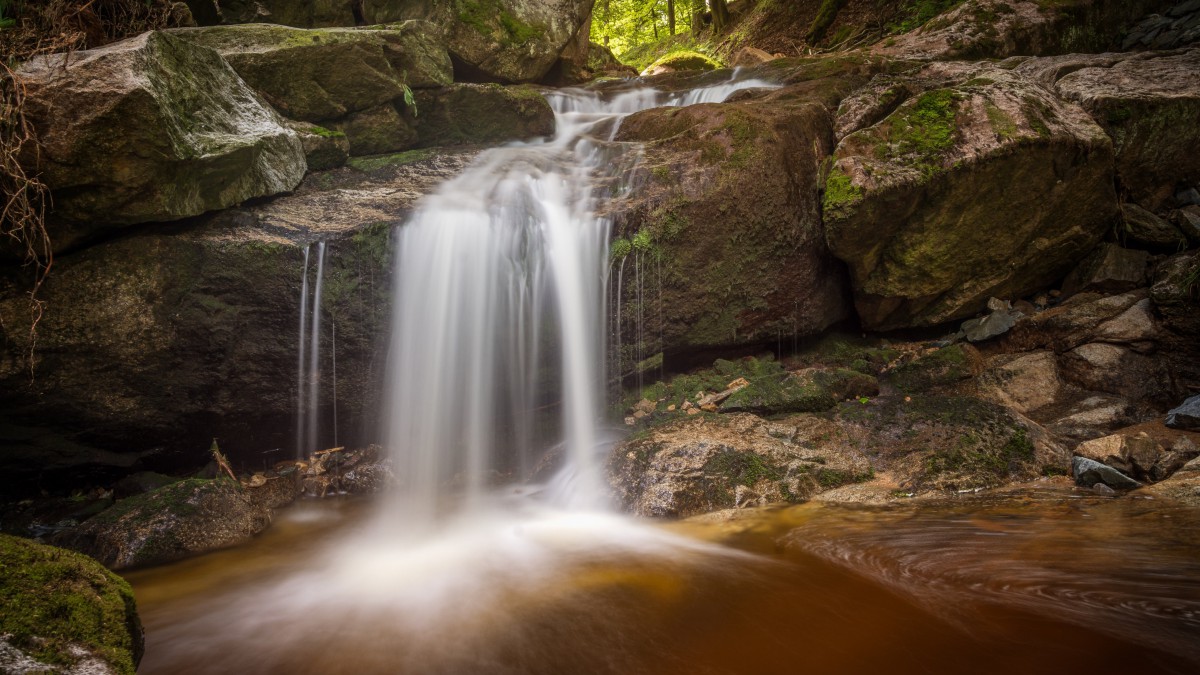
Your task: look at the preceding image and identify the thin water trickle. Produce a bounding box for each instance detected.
[295,240,328,459]
[296,245,310,459]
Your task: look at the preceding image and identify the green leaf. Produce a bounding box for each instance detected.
[402,84,417,118]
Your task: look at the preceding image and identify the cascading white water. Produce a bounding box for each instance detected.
[383,76,777,528]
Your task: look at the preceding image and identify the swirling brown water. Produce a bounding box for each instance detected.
[126,488,1200,675]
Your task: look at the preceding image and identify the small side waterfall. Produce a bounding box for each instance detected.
[383,76,776,529]
[296,240,328,459]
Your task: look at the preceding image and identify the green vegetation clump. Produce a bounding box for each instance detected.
[878,89,960,178]
[346,148,436,172]
[610,237,633,260]
[887,344,971,393]
[645,49,722,73]
[0,534,142,674]
[456,0,545,46]
[822,166,864,217]
[704,450,781,487]
[616,355,785,421]
[309,125,346,139]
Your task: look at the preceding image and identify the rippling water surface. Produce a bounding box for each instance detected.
[127,488,1200,675]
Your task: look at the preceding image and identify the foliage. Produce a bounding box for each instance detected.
[807,0,848,43]
[592,0,707,60]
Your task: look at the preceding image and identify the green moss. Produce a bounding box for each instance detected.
[631,229,654,253]
[0,534,142,674]
[822,165,864,218]
[888,0,965,34]
[309,125,346,139]
[985,102,1018,140]
[704,450,781,487]
[610,237,632,260]
[456,0,545,46]
[888,345,971,394]
[346,148,436,172]
[646,50,723,73]
[883,89,960,177]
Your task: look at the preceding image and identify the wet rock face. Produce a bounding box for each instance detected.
[0,534,144,675]
[413,83,555,147]
[824,62,1118,330]
[51,478,270,570]
[17,31,306,252]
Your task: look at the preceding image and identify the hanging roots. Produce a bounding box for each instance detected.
[0,1,190,375]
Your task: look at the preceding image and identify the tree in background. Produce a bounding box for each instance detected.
[594,0,716,54]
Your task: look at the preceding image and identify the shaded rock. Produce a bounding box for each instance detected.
[718,368,879,415]
[1002,290,1153,353]
[1072,455,1141,489]
[607,413,872,518]
[1093,482,1117,496]
[51,478,270,570]
[112,472,177,500]
[0,534,143,674]
[977,351,1062,414]
[824,62,1117,330]
[1167,395,1200,429]
[288,120,350,171]
[337,102,418,156]
[1175,205,1200,242]
[1047,49,1200,209]
[168,22,452,122]
[16,31,305,251]
[244,473,301,510]
[1059,342,1168,403]
[1049,394,1137,441]
[1151,436,1200,480]
[585,41,637,78]
[413,83,555,147]
[1121,203,1189,251]
[887,344,975,394]
[1150,250,1200,395]
[1062,244,1149,295]
[873,0,1176,61]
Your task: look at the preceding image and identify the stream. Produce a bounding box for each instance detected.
[126,487,1200,674]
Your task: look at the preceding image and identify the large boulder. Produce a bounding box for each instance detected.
[1151,250,1200,394]
[197,0,595,84]
[874,0,1178,61]
[0,534,143,674]
[16,31,306,252]
[168,22,453,122]
[824,63,1118,329]
[413,83,555,147]
[605,57,886,361]
[1025,49,1200,209]
[51,478,271,569]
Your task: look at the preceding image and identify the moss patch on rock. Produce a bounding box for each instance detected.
[0,534,143,674]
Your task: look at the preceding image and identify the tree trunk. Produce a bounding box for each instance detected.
[668,0,676,35]
[711,0,730,32]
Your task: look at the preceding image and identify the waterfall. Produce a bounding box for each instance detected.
[295,240,328,459]
[383,76,776,528]
[296,245,310,459]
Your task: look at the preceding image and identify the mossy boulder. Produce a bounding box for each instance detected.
[51,478,270,570]
[874,0,1178,61]
[0,201,407,494]
[887,344,975,393]
[607,413,873,518]
[413,83,555,147]
[0,534,143,674]
[288,121,350,171]
[719,368,879,415]
[1033,49,1200,209]
[15,31,305,252]
[169,22,452,122]
[824,63,1118,330]
[608,59,886,361]
[643,50,722,76]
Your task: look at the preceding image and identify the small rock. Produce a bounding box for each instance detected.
[1092,483,1117,496]
[632,410,648,420]
[1176,186,1200,206]
[962,308,1022,342]
[686,408,700,416]
[1166,395,1200,429]
[986,297,1011,312]
[1062,244,1149,296]
[624,416,636,426]
[1174,205,1200,242]
[1121,203,1188,251]
[1072,456,1141,490]
[634,398,657,414]
[666,404,677,412]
